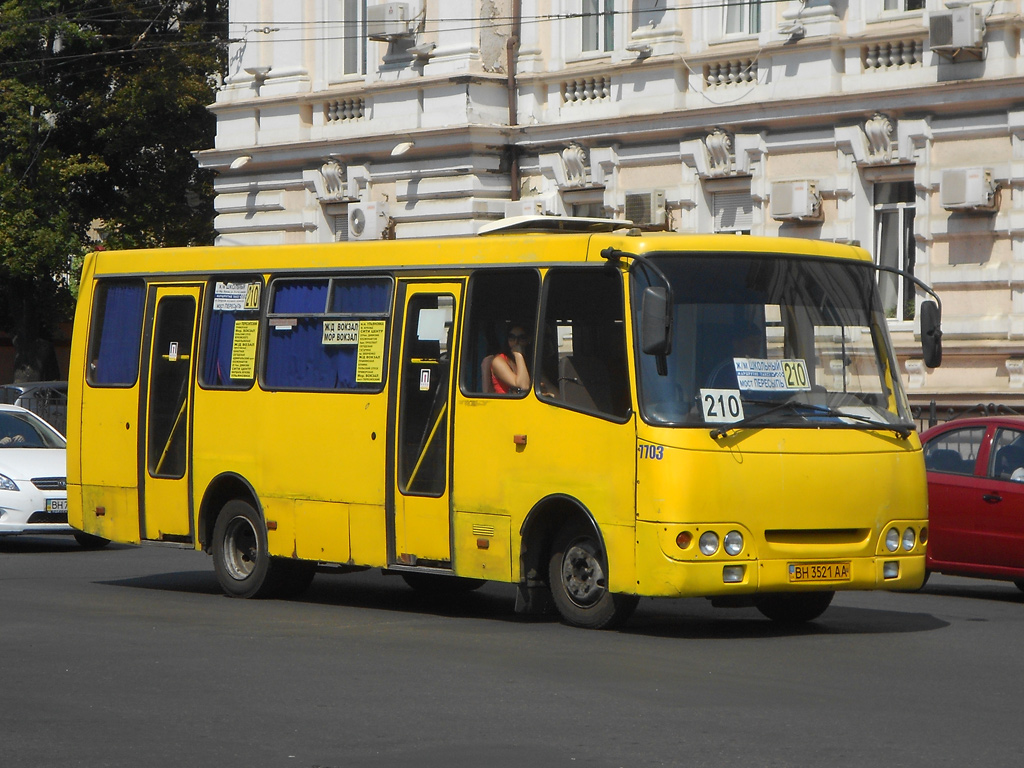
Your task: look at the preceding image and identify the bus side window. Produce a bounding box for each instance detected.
[541,269,631,420]
[87,279,147,387]
[200,278,263,389]
[460,269,540,397]
[263,276,392,392]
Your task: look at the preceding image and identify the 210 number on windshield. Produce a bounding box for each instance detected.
[699,388,745,424]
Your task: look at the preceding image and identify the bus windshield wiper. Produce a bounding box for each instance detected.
[710,398,912,440]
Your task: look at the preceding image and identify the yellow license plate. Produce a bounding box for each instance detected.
[789,561,851,583]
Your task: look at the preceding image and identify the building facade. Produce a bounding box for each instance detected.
[195,0,1024,414]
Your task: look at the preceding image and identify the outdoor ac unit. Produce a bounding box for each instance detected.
[770,181,821,221]
[347,201,390,240]
[505,198,549,218]
[940,168,997,211]
[624,190,666,226]
[367,3,414,41]
[930,8,985,58]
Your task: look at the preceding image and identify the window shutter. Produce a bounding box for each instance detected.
[713,191,754,233]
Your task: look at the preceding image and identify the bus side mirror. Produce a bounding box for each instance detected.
[641,287,672,356]
[920,299,942,369]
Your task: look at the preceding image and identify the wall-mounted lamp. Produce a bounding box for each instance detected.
[778,21,805,39]
[230,155,252,169]
[625,41,653,56]
[408,42,435,59]
[391,141,415,157]
[244,65,272,80]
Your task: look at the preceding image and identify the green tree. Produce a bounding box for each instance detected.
[0,0,227,381]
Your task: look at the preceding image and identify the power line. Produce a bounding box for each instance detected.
[1,1,798,74]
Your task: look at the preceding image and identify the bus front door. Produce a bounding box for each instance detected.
[389,283,462,567]
[139,285,201,542]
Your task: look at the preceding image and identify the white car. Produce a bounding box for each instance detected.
[0,404,107,548]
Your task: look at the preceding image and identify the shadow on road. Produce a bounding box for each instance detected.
[918,577,1024,606]
[0,536,130,554]
[96,563,951,638]
[626,600,949,639]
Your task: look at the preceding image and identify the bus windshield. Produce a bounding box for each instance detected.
[632,252,914,432]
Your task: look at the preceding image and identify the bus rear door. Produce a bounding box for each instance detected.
[139,284,201,542]
[389,282,463,567]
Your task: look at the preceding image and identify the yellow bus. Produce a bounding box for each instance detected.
[67,218,943,628]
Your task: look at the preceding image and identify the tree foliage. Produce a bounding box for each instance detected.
[0,0,227,380]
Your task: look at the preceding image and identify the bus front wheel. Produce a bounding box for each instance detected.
[755,591,834,623]
[547,523,638,630]
[212,499,314,599]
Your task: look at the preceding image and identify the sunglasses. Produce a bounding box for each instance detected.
[508,332,530,342]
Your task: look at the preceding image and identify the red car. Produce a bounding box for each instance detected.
[921,416,1024,591]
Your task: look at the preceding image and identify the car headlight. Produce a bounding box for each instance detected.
[885,527,900,552]
[0,473,20,492]
[699,531,720,556]
[724,530,744,556]
[902,527,916,551]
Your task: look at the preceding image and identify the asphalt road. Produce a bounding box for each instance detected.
[1,536,1022,768]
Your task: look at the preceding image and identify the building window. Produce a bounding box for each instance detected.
[883,0,924,11]
[713,190,754,235]
[582,0,615,52]
[328,0,366,79]
[873,181,916,322]
[631,0,663,31]
[563,187,605,218]
[725,0,761,36]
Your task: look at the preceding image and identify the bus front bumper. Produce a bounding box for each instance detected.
[633,521,927,598]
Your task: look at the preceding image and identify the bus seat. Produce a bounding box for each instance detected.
[481,354,495,394]
[558,355,611,412]
[927,448,967,475]
[994,444,1024,480]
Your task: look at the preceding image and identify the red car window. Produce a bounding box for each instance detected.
[989,428,1024,481]
[924,426,986,475]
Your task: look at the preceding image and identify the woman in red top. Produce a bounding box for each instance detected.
[490,324,532,394]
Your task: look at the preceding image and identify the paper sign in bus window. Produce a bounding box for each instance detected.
[322,320,359,345]
[230,320,259,379]
[700,388,745,423]
[214,282,261,312]
[734,358,811,391]
[355,320,386,383]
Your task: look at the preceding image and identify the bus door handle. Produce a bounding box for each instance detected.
[982,493,1002,504]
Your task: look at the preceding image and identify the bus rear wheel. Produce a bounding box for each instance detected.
[755,591,834,623]
[212,499,314,599]
[547,523,638,630]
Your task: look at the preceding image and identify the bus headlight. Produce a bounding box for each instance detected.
[902,528,916,551]
[723,530,744,556]
[885,527,900,552]
[699,531,719,556]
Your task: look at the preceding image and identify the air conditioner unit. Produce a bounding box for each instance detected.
[930,8,985,59]
[347,201,390,240]
[367,3,414,41]
[624,190,666,227]
[940,168,997,211]
[505,198,549,218]
[770,181,821,222]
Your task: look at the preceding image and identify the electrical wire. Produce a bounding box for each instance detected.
[1,1,796,76]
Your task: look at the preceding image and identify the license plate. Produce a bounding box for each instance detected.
[45,498,68,514]
[789,561,851,583]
